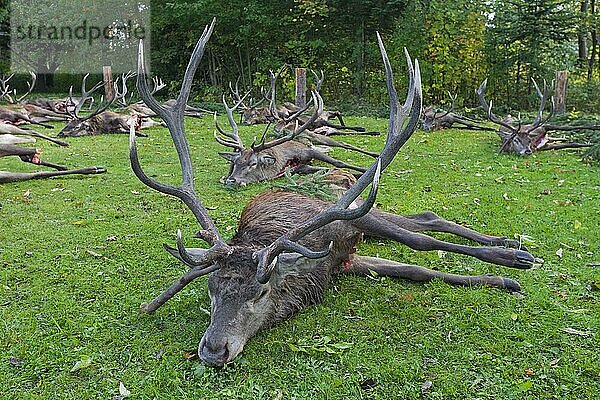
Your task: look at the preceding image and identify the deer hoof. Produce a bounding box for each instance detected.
[502,277,521,292]
[513,250,535,269]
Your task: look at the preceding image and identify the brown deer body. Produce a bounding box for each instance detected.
[0,143,106,183]
[130,22,535,368]
[422,106,494,132]
[477,79,597,155]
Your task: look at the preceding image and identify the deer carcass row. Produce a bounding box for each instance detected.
[422,92,495,132]
[477,79,598,155]
[130,21,535,367]
[0,143,106,183]
[57,74,160,137]
[233,69,379,136]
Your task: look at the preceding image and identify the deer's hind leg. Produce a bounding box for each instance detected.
[369,208,524,249]
[353,213,534,269]
[345,255,520,291]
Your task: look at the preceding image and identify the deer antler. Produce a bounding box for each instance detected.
[527,78,554,134]
[65,73,124,121]
[477,79,519,135]
[253,35,423,284]
[115,71,137,107]
[131,17,229,272]
[252,90,321,152]
[214,91,250,150]
[0,72,36,103]
[434,91,456,119]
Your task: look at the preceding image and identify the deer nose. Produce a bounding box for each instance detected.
[523,148,532,155]
[225,177,237,186]
[198,336,230,367]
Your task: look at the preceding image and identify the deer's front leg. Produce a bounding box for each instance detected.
[354,214,535,269]
[302,148,367,172]
[345,255,521,291]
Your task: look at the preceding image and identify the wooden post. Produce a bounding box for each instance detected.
[102,66,114,100]
[295,67,307,108]
[554,70,568,115]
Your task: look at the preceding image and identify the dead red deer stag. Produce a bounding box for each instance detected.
[422,92,495,132]
[57,74,155,137]
[130,21,535,367]
[0,71,36,104]
[477,79,598,155]
[0,143,106,183]
[215,89,376,186]
[0,122,69,147]
[233,68,379,136]
[117,73,208,118]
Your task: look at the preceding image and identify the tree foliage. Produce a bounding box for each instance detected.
[0,0,598,112]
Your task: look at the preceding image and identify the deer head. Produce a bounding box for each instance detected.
[215,83,323,186]
[131,20,421,366]
[477,78,554,155]
[58,74,125,137]
[422,92,456,131]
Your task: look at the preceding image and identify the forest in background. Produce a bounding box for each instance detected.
[0,0,599,113]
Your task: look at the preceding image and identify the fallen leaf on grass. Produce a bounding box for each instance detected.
[119,382,131,398]
[523,368,535,377]
[70,357,93,372]
[561,327,592,337]
[421,380,433,394]
[550,358,560,367]
[86,250,104,258]
[555,248,563,258]
[182,351,197,360]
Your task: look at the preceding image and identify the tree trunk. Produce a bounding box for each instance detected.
[579,1,589,67]
[295,68,307,108]
[554,70,568,115]
[103,66,114,100]
[589,0,598,80]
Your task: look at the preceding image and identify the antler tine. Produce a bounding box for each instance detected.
[477,79,518,135]
[252,35,423,284]
[214,92,249,150]
[150,76,166,95]
[0,73,15,102]
[529,78,553,131]
[310,69,325,92]
[133,18,227,256]
[435,91,456,119]
[15,72,36,103]
[252,90,321,152]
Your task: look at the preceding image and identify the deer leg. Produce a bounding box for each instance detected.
[540,142,591,151]
[303,149,367,172]
[323,121,367,132]
[344,255,521,291]
[369,208,524,249]
[310,135,379,157]
[0,166,106,184]
[353,214,535,269]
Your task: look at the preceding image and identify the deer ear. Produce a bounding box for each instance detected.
[259,154,276,166]
[219,152,238,161]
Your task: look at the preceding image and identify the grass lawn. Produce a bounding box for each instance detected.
[0,114,598,399]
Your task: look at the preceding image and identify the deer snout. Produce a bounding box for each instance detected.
[198,335,230,367]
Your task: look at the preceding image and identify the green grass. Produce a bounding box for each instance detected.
[1,115,599,399]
